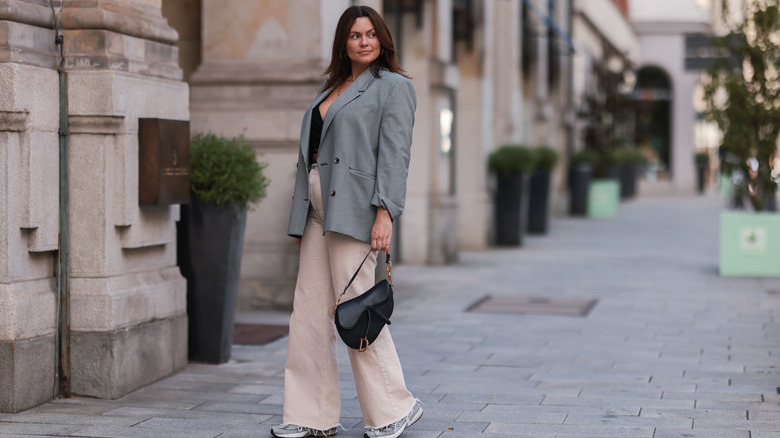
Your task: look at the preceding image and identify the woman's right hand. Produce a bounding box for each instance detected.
[296,238,301,247]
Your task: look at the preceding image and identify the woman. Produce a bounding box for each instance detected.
[272,6,421,438]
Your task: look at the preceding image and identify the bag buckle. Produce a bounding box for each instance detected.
[358,337,369,352]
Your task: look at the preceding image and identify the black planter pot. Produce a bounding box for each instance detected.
[528,170,551,234]
[177,196,247,364]
[495,174,531,246]
[568,165,592,216]
[619,165,637,199]
[696,164,707,194]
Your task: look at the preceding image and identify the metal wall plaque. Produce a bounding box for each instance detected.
[138,118,190,205]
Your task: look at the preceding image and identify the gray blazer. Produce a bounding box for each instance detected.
[287,68,416,243]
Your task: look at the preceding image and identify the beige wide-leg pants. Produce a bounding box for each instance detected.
[282,166,415,430]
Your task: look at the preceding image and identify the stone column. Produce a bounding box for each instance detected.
[59,0,188,399]
[0,0,60,413]
[490,0,522,147]
[455,1,490,251]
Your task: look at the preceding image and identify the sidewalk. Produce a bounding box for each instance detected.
[2,194,780,438]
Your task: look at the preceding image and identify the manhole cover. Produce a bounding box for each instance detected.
[233,324,289,345]
[466,295,597,317]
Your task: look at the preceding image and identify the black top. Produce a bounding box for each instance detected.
[309,102,323,167]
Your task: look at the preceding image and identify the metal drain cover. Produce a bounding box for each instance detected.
[467,295,597,317]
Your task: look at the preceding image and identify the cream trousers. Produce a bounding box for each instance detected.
[282,166,415,430]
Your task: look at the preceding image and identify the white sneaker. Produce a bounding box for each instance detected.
[364,400,423,438]
[271,423,338,438]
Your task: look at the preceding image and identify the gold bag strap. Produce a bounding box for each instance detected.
[333,250,392,315]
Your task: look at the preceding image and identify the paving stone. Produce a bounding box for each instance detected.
[101,406,272,424]
[661,391,763,402]
[487,422,656,437]
[563,412,692,428]
[69,425,221,437]
[455,410,565,424]
[0,423,86,435]
[0,413,140,427]
[653,429,749,438]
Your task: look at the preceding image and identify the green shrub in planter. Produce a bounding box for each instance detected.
[695,151,711,194]
[532,145,559,172]
[571,149,599,168]
[190,133,270,208]
[625,148,648,167]
[528,145,559,234]
[569,149,598,216]
[607,149,628,167]
[488,145,536,245]
[695,151,710,167]
[180,132,270,364]
[488,144,537,178]
[614,148,645,199]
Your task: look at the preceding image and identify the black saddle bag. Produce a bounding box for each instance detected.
[334,251,394,352]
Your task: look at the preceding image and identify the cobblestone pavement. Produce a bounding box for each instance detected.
[2,194,780,438]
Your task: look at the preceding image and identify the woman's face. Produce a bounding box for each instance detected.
[345,17,381,70]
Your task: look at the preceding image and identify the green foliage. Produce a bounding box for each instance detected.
[607,149,628,166]
[695,151,711,166]
[570,149,599,167]
[617,148,648,167]
[533,145,560,171]
[703,0,780,211]
[190,133,270,209]
[488,144,537,177]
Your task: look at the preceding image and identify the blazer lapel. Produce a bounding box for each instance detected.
[299,86,333,168]
[320,69,376,142]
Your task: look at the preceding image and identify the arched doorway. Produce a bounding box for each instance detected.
[633,66,673,180]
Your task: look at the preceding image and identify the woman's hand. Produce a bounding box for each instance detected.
[371,207,392,252]
[295,238,301,247]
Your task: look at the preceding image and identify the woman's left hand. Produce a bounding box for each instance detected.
[371,207,392,252]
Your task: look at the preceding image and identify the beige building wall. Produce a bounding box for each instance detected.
[188,0,356,309]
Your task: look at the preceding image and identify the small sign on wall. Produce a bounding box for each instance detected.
[138,118,191,205]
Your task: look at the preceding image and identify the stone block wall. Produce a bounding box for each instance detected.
[1,0,190,412]
[0,0,60,413]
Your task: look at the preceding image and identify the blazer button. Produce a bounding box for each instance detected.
[333,157,340,164]
[330,190,336,196]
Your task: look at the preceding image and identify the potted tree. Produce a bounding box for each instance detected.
[177,133,270,363]
[694,151,710,194]
[488,144,537,246]
[528,145,559,234]
[568,148,598,216]
[703,0,780,276]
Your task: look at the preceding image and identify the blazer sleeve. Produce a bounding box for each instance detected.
[371,78,416,220]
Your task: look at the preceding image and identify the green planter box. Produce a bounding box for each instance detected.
[719,174,731,200]
[720,211,780,277]
[587,180,620,219]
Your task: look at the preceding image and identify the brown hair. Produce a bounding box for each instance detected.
[323,6,409,91]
